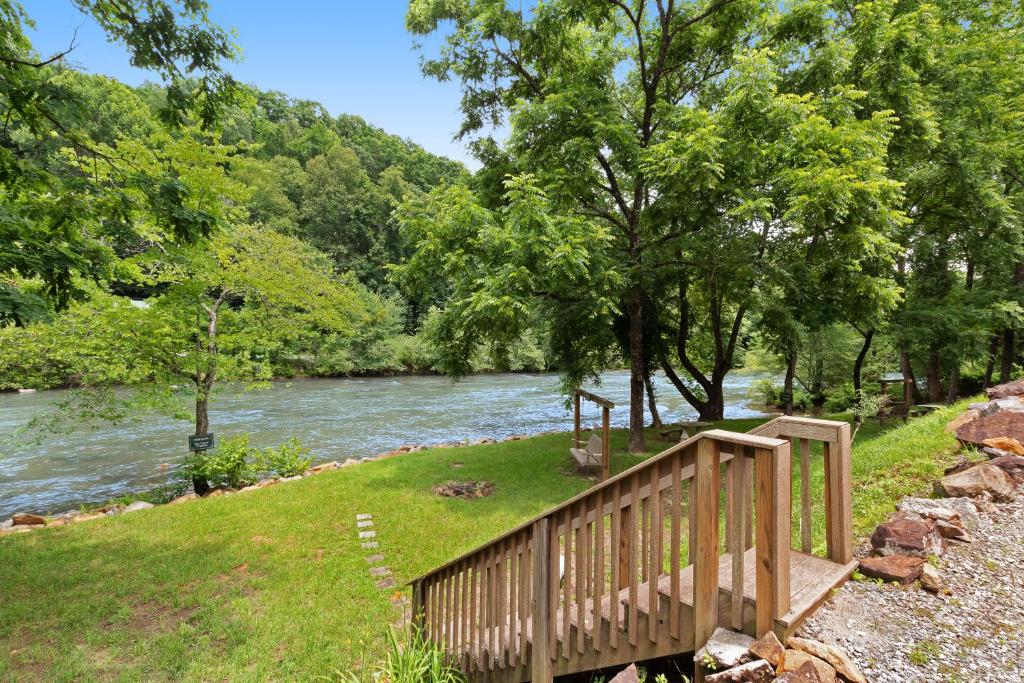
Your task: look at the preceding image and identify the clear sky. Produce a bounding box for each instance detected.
[25,1,482,168]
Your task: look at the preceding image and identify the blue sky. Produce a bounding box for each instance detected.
[25,1,483,167]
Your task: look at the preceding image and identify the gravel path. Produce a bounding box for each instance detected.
[799,485,1024,682]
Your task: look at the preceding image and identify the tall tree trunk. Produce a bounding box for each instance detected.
[853,328,875,399]
[192,393,211,495]
[191,294,226,495]
[984,334,999,389]
[643,372,663,428]
[1001,327,1016,384]
[946,362,960,404]
[627,288,646,453]
[926,349,943,402]
[783,351,797,416]
[899,347,924,404]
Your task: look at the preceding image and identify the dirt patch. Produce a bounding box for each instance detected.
[433,480,495,499]
[105,600,198,637]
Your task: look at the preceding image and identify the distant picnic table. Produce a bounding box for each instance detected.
[659,420,713,441]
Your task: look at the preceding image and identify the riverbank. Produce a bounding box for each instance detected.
[0,371,774,518]
[0,408,967,680]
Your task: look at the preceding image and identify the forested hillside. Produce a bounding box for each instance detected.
[0,67,551,393]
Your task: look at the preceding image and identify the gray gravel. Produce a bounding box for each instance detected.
[799,484,1024,682]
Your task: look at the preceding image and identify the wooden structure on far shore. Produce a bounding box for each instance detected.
[572,390,613,481]
[878,372,914,422]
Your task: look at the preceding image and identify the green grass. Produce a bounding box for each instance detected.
[0,405,970,681]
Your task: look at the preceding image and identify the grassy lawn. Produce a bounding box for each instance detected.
[0,404,969,681]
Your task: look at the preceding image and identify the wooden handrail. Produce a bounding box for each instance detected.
[411,416,852,683]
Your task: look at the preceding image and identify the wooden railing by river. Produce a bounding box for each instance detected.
[410,416,855,682]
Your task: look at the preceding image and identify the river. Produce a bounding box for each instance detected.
[0,370,772,518]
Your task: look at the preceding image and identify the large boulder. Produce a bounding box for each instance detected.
[609,664,639,683]
[787,638,867,683]
[749,631,785,668]
[981,437,1024,455]
[774,661,823,682]
[937,463,1016,502]
[869,515,944,557]
[895,497,979,528]
[989,455,1024,484]
[780,650,837,682]
[12,513,46,526]
[697,627,755,670]
[955,410,1024,447]
[986,379,1024,399]
[705,660,774,682]
[858,555,925,585]
[946,409,980,433]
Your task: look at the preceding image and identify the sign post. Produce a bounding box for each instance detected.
[189,433,215,451]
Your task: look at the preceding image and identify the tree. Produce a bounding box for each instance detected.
[0,0,239,324]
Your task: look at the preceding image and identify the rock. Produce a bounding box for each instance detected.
[169,493,199,505]
[955,410,1024,447]
[279,475,302,483]
[986,379,1024,399]
[973,490,996,512]
[786,637,866,683]
[896,496,979,527]
[696,627,755,670]
[705,659,775,682]
[12,513,46,527]
[103,506,123,516]
[946,409,980,433]
[17,388,36,393]
[469,437,497,446]
[858,555,925,584]
[981,446,1014,459]
[780,650,836,682]
[0,519,12,531]
[306,461,339,474]
[204,488,228,498]
[609,664,640,683]
[749,631,786,668]
[989,454,1024,484]
[920,563,943,593]
[256,478,278,488]
[981,437,1024,455]
[937,463,1016,502]
[124,501,154,513]
[71,513,105,523]
[774,661,824,682]
[239,484,260,493]
[870,515,944,557]
[934,519,973,543]
[342,458,359,468]
[433,480,496,499]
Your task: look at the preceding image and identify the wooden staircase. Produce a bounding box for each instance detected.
[411,417,856,682]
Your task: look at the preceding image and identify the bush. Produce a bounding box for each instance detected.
[184,434,259,489]
[256,437,314,478]
[824,382,857,412]
[748,379,812,411]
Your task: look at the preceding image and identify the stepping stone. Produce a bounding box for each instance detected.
[377,577,396,589]
[358,531,376,539]
[355,513,372,520]
[356,520,373,528]
[366,553,385,564]
[370,566,391,577]
[361,541,379,549]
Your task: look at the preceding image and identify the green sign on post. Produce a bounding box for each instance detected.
[189,433,215,451]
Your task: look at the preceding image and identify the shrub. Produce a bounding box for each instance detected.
[256,437,314,478]
[824,382,856,412]
[184,434,259,489]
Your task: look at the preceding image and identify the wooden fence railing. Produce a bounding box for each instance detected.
[410,416,853,683]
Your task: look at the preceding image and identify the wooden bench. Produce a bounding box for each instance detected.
[570,433,603,470]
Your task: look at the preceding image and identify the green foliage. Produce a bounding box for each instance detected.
[341,628,464,683]
[185,434,257,490]
[747,379,812,412]
[255,437,314,479]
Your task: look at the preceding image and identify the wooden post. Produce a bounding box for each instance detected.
[412,580,425,634]
[601,405,611,481]
[573,392,581,448]
[824,423,854,564]
[530,518,553,683]
[754,442,791,637]
[618,500,631,591]
[693,438,720,652]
